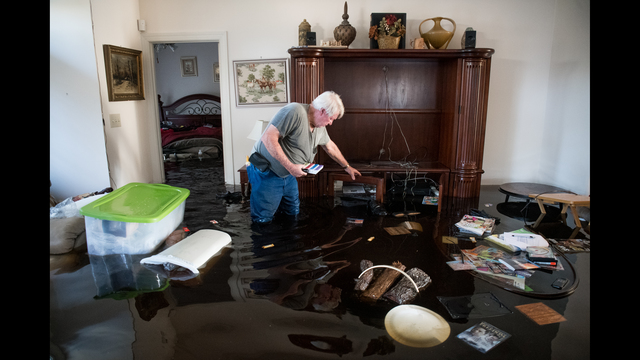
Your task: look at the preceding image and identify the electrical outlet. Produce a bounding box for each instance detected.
[110,114,121,128]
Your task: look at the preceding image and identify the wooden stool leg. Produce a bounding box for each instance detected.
[569,227,580,239]
[532,198,547,228]
[569,205,582,230]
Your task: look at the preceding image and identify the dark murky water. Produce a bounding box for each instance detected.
[49,158,590,359]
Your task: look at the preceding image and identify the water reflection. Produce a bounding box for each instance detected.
[229,200,359,313]
[89,254,169,300]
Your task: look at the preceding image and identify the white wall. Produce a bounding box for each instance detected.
[154,42,220,104]
[91,0,162,189]
[50,0,111,200]
[51,0,590,197]
[139,0,590,194]
[540,0,590,195]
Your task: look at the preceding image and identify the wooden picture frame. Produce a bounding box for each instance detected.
[180,56,198,77]
[103,45,145,101]
[213,62,220,82]
[233,58,289,106]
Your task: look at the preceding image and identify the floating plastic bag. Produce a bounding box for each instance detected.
[50,193,108,219]
[50,198,81,219]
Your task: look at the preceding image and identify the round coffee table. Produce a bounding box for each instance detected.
[499,182,569,202]
[497,182,568,222]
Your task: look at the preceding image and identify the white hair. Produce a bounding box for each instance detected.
[311,91,345,119]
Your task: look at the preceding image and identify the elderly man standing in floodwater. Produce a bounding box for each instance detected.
[247,91,361,224]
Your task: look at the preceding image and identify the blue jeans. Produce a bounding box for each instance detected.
[247,164,300,223]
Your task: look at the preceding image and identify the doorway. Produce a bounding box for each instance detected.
[141,32,233,186]
[154,41,222,170]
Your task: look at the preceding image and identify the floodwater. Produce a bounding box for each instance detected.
[49,158,590,359]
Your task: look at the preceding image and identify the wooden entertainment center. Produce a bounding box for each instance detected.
[274,47,494,200]
[290,47,494,198]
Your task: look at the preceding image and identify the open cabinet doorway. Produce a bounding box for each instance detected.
[142,33,233,186]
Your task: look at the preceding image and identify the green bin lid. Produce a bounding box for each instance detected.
[79,182,190,223]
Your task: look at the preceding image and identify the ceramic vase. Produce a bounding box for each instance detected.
[419,17,456,49]
[377,35,401,49]
[333,2,356,47]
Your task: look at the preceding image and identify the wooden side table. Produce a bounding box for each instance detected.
[238,165,249,197]
[529,193,590,238]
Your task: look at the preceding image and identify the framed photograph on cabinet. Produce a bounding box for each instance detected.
[180,56,198,77]
[233,58,289,106]
[103,45,145,101]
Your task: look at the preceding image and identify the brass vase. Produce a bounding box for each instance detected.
[377,35,401,49]
[419,17,456,49]
[298,19,311,46]
[333,2,356,47]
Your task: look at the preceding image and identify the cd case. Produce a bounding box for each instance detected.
[302,163,323,174]
[438,292,512,319]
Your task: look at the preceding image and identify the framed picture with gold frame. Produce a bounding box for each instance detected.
[103,45,145,101]
[233,58,289,106]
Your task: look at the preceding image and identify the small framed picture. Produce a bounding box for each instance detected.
[103,45,145,101]
[213,62,220,82]
[180,56,198,77]
[233,58,289,106]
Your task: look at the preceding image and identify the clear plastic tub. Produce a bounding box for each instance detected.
[89,254,168,299]
[80,183,190,255]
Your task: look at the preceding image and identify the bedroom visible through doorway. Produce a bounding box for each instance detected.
[153,41,225,180]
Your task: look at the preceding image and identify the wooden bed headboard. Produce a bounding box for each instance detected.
[158,93,222,128]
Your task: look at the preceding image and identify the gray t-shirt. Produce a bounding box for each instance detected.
[252,103,330,177]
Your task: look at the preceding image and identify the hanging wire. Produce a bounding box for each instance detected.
[379,65,433,200]
[380,65,412,166]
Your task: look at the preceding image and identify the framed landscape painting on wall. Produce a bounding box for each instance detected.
[103,45,145,101]
[233,58,289,106]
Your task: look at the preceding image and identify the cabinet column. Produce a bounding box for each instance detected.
[451,58,491,198]
[290,57,323,103]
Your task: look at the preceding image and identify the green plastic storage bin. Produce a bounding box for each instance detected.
[80,183,190,255]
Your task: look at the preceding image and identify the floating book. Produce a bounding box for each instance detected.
[455,215,495,236]
[457,321,511,353]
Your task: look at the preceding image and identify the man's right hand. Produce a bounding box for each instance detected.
[288,164,308,178]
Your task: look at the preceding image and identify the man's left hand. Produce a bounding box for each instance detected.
[345,166,361,180]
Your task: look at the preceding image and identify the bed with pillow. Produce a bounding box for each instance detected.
[158,93,223,159]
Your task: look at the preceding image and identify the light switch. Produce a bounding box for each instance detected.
[110,114,121,128]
